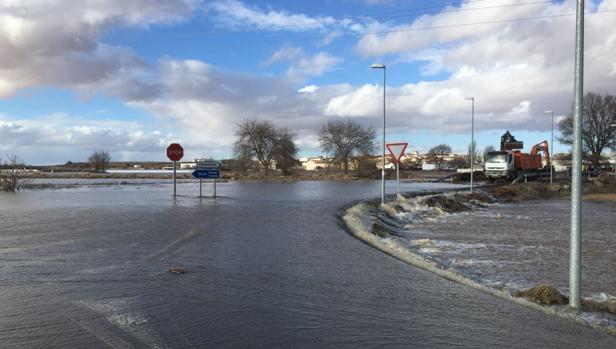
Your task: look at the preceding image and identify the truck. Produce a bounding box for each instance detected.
[484,132,550,181]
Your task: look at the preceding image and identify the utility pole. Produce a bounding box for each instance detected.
[545,111,554,184]
[465,97,475,193]
[371,63,386,205]
[570,0,584,310]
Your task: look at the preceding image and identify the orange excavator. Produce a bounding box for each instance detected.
[512,140,551,173]
[484,132,551,181]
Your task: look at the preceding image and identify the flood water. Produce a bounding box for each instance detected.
[405,198,616,301]
[1,181,616,348]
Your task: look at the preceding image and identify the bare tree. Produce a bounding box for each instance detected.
[88,150,111,173]
[319,119,375,174]
[483,145,496,158]
[559,92,616,168]
[234,120,280,176]
[273,128,298,175]
[0,154,30,192]
[427,144,452,170]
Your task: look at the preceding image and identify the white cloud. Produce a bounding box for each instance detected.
[0,0,198,98]
[261,46,303,66]
[0,113,173,164]
[206,0,335,31]
[286,52,343,80]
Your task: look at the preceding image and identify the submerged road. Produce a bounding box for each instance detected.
[1,181,615,348]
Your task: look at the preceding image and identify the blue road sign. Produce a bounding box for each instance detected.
[192,169,221,179]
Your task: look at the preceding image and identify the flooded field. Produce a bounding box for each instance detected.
[2,181,616,348]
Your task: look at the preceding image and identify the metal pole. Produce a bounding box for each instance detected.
[470,98,475,193]
[173,160,177,197]
[214,179,217,198]
[199,178,202,197]
[381,67,386,205]
[551,111,554,184]
[396,162,400,197]
[570,0,584,310]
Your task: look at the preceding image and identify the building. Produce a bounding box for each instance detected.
[300,156,331,171]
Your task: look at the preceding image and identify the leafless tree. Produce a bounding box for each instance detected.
[427,144,452,170]
[483,145,496,158]
[88,150,111,173]
[319,119,375,174]
[559,92,616,168]
[0,154,30,192]
[235,119,296,176]
[273,128,298,175]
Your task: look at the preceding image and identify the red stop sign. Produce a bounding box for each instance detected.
[167,143,184,161]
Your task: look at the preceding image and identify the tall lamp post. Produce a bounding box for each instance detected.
[465,97,475,193]
[545,111,555,184]
[569,0,584,310]
[611,124,616,174]
[372,63,386,205]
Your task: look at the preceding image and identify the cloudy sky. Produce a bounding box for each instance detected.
[1,0,616,164]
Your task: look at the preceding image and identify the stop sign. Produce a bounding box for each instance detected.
[167,143,184,162]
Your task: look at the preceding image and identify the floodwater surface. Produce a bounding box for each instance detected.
[1,181,616,348]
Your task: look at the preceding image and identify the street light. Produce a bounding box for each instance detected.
[372,63,386,205]
[465,97,475,193]
[545,111,555,184]
[611,124,616,174]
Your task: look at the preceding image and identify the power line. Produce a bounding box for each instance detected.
[360,0,554,22]
[203,0,554,34]
[362,9,616,36]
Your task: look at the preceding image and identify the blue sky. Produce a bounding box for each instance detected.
[1,0,615,164]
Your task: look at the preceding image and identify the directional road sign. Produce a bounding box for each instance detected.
[192,169,221,179]
[167,143,184,162]
[196,159,221,170]
[386,143,408,163]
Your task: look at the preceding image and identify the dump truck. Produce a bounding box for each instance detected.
[484,132,550,181]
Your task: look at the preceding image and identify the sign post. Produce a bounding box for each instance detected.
[167,143,184,197]
[193,159,221,198]
[386,143,408,198]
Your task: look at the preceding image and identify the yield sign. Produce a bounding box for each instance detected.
[386,143,408,163]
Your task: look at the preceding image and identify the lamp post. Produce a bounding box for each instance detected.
[372,63,386,205]
[611,124,616,174]
[569,0,584,310]
[545,111,555,184]
[465,97,475,193]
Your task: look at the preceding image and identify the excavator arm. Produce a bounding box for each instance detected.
[530,140,550,165]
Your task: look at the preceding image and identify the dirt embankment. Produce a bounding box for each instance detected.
[515,285,616,315]
[489,175,616,203]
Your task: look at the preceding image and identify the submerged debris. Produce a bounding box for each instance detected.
[420,195,469,212]
[168,268,186,274]
[582,299,616,315]
[514,284,568,305]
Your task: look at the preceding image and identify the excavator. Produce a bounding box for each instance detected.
[484,132,551,181]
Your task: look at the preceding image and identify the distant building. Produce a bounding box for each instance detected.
[300,156,331,171]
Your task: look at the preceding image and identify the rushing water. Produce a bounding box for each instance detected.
[1,181,615,348]
[405,197,616,300]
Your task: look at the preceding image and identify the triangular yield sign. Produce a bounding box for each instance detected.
[386,143,408,163]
